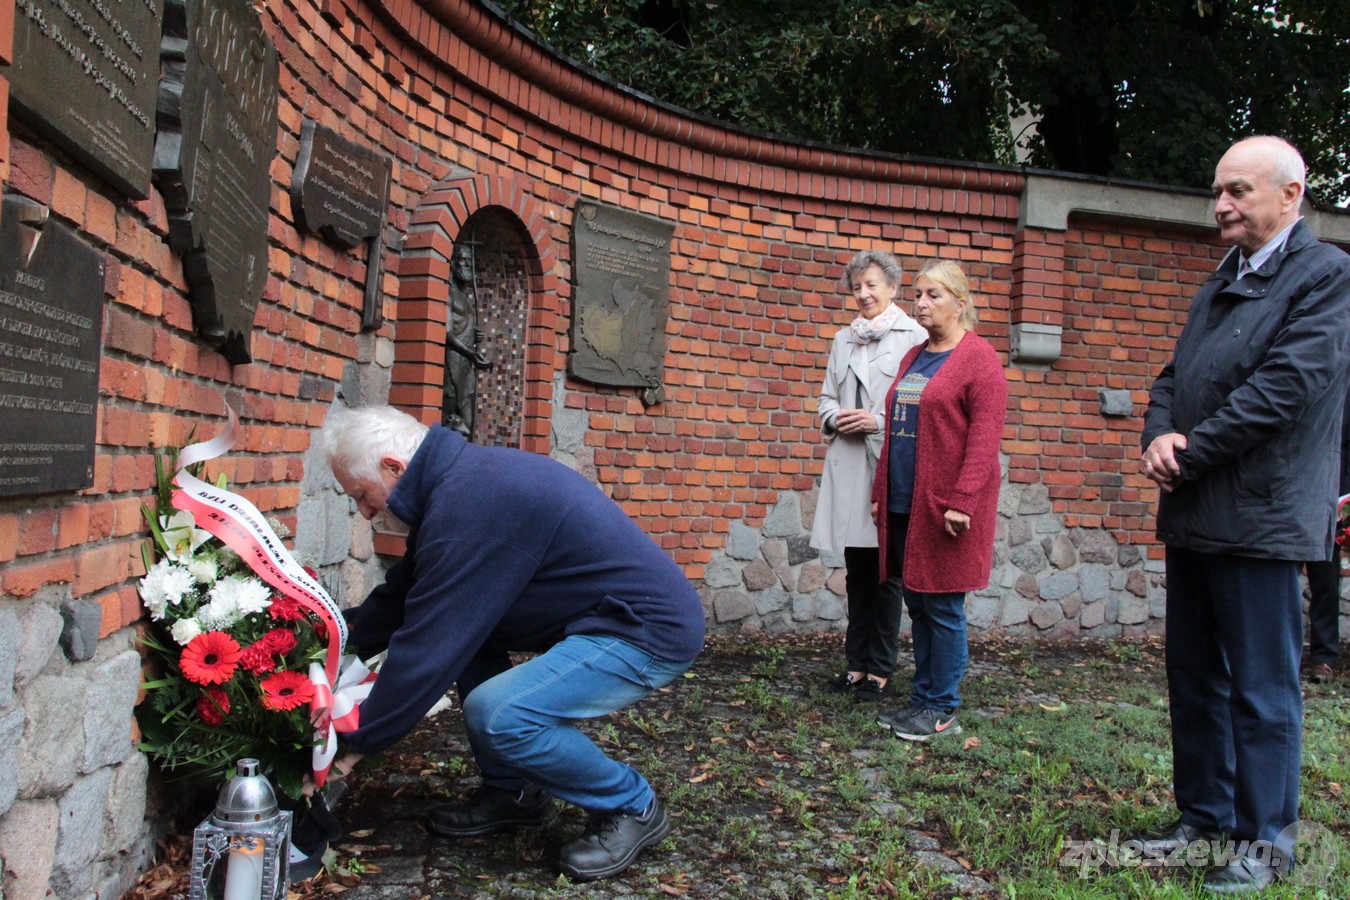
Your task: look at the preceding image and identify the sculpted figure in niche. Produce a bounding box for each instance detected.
[442,242,492,437]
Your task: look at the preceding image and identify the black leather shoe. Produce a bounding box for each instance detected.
[427,786,553,837]
[1202,853,1280,894]
[558,797,671,881]
[1127,818,1224,856]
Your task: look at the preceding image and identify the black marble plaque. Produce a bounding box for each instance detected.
[0,195,105,498]
[569,201,674,403]
[291,120,392,248]
[153,0,279,364]
[7,0,164,199]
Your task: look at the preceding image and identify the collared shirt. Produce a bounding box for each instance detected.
[1237,217,1302,279]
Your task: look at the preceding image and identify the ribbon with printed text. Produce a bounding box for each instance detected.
[172,405,374,785]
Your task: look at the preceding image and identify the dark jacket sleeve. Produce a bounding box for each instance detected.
[344,549,416,657]
[1178,261,1350,480]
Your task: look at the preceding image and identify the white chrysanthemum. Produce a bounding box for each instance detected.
[200,574,271,628]
[197,587,239,631]
[160,511,214,564]
[170,617,203,646]
[187,555,219,585]
[139,559,197,620]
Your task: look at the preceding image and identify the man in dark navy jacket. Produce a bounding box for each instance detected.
[318,403,705,881]
[1139,136,1350,894]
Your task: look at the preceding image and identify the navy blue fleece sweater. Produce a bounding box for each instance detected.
[340,426,706,755]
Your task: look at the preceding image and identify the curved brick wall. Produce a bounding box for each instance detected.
[0,0,1346,893]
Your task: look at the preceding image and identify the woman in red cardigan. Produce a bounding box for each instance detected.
[871,260,1007,741]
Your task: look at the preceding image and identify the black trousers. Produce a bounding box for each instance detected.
[842,546,904,677]
[1304,555,1342,665]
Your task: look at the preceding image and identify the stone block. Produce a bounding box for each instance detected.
[1118,596,1149,625]
[0,707,24,815]
[1059,593,1082,619]
[81,652,141,772]
[1126,569,1149,597]
[550,405,588,454]
[742,559,775,592]
[703,559,742,589]
[1079,565,1111,603]
[1038,571,1078,602]
[1080,600,1106,629]
[797,561,827,594]
[58,599,103,662]
[17,600,64,687]
[1035,515,1063,535]
[790,594,815,622]
[0,798,58,900]
[1015,573,1039,599]
[825,567,846,596]
[0,606,19,709]
[755,586,789,616]
[1098,388,1133,417]
[967,593,999,629]
[815,591,845,622]
[1017,483,1052,515]
[1045,533,1076,569]
[18,676,85,797]
[785,534,818,566]
[54,768,112,881]
[104,753,149,859]
[1000,595,1030,626]
[1010,542,1047,575]
[774,564,797,591]
[762,493,802,538]
[726,521,761,561]
[1030,601,1064,630]
[712,590,753,623]
[761,538,788,567]
[816,548,844,570]
[1006,516,1032,547]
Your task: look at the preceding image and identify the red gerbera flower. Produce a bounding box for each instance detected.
[197,687,230,726]
[261,627,297,656]
[260,670,315,711]
[180,632,242,685]
[268,595,304,621]
[238,643,275,676]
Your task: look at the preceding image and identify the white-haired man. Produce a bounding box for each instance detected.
[318,404,705,881]
[1137,136,1350,893]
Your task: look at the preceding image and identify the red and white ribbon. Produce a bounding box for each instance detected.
[172,404,373,785]
[309,656,377,777]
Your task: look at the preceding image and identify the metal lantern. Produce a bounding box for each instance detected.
[189,759,293,900]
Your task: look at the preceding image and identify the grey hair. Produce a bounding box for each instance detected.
[842,250,903,291]
[915,259,978,330]
[1239,135,1306,190]
[319,404,429,483]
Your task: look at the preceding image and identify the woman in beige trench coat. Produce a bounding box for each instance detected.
[810,250,926,702]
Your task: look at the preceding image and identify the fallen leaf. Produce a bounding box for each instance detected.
[1039,702,1066,712]
[689,771,711,783]
[963,736,982,750]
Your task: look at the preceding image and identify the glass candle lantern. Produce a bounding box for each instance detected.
[189,759,293,900]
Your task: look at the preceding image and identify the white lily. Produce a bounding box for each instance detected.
[159,511,214,563]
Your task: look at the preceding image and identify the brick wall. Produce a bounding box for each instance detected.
[2,0,1347,894]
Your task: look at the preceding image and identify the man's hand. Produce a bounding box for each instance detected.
[943,509,971,537]
[1142,433,1188,493]
[302,752,365,797]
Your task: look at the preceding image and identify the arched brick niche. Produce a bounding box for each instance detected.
[391,173,560,455]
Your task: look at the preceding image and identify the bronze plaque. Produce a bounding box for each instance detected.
[153,0,279,364]
[291,120,392,248]
[569,201,674,401]
[0,195,105,497]
[7,0,164,199]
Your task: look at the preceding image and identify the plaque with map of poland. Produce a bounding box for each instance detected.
[153,0,279,364]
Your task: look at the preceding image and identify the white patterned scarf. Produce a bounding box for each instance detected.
[849,303,901,343]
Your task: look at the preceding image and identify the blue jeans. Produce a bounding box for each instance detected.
[458,635,694,814]
[888,514,968,710]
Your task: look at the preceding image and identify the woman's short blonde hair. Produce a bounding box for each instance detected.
[915,259,978,330]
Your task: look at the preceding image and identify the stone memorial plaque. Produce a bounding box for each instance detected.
[153,0,279,364]
[290,120,393,330]
[7,0,163,199]
[0,195,105,498]
[569,201,674,404]
[291,120,392,248]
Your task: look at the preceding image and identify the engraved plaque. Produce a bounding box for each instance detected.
[153,0,279,364]
[291,120,392,248]
[7,0,163,199]
[569,201,674,402]
[0,195,105,497]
